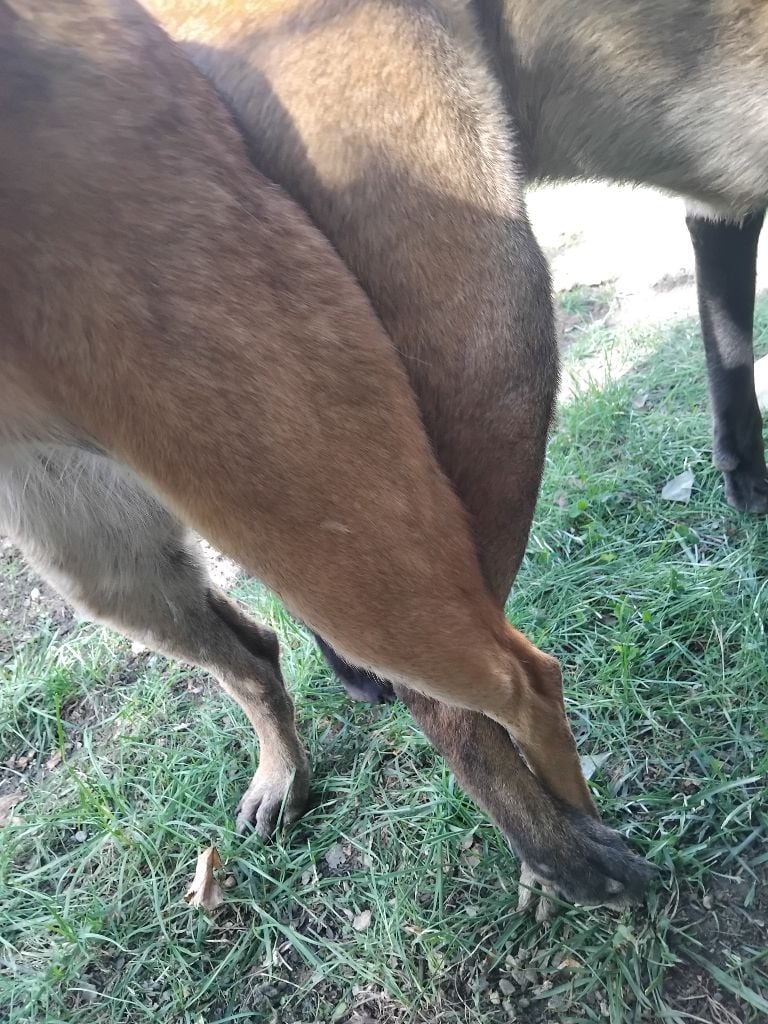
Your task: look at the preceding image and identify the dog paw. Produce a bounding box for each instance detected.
[517,811,657,913]
[235,756,311,839]
[723,466,768,514]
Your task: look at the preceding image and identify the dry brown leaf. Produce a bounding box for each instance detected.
[45,750,63,771]
[0,791,24,826]
[184,846,225,913]
[558,957,582,971]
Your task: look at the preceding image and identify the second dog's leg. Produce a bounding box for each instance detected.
[0,446,310,837]
[685,206,768,513]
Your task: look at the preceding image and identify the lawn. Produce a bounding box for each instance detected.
[1,283,767,1023]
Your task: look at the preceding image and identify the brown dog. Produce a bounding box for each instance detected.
[142,0,596,912]
[140,0,767,909]
[0,0,653,911]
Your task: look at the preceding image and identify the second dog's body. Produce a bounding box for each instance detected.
[482,0,768,513]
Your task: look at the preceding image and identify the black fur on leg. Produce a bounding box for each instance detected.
[686,207,768,513]
[314,633,396,704]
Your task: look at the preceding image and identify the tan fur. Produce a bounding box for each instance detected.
[0,0,618,863]
[481,0,768,217]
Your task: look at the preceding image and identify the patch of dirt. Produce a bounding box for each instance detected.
[653,270,695,293]
[0,540,74,659]
[666,870,768,1023]
[555,284,613,348]
[529,182,768,348]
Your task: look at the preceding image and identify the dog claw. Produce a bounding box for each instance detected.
[517,863,556,920]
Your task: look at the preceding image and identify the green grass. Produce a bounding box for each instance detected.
[1,302,767,1024]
